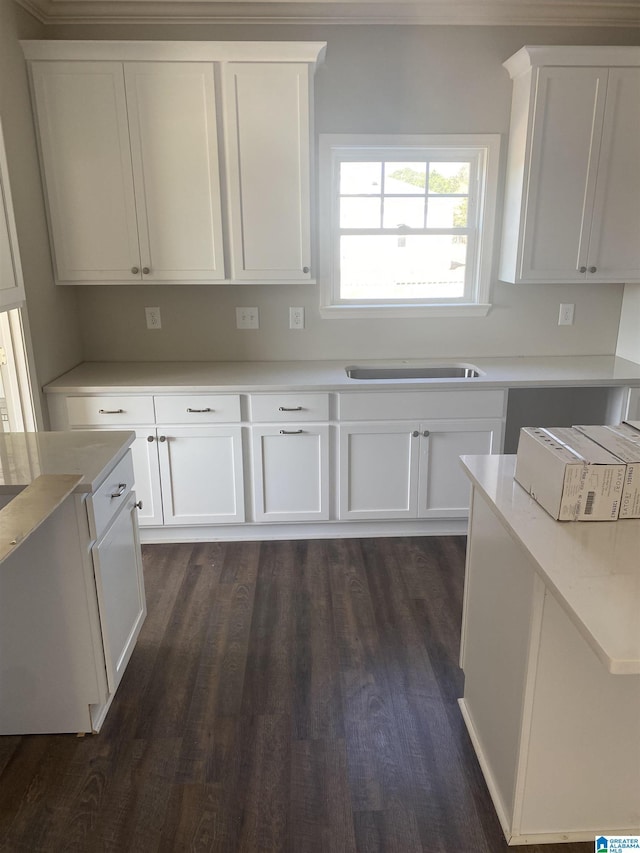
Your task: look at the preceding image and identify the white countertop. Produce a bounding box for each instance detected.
[44,355,640,394]
[461,454,640,675]
[0,431,135,494]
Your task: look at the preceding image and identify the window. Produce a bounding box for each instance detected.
[319,134,500,318]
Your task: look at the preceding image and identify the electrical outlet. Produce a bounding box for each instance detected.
[558,303,575,326]
[236,307,259,329]
[145,307,162,329]
[289,306,305,330]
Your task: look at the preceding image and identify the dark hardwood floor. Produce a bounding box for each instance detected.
[0,537,593,853]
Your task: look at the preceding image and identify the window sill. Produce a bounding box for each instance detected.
[319,303,492,319]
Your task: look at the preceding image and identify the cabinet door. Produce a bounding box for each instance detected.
[124,63,225,282]
[418,419,503,518]
[131,430,164,527]
[223,62,312,282]
[92,493,146,693]
[519,67,607,283]
[157,426,245,525]
[587,68,640,282]
[339,423,420,520]
[30,61,141,283]
[252,425,329,522]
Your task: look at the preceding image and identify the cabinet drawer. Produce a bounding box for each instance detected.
[67,395,155,426]
[338,390,506,421]
[249,393,329,422]
[153,395,241,423]
[87,451,135,539]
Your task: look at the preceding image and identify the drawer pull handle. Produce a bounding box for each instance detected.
[187,407,212,413]
[280,429,304,435]
[135,500,143,510]
[279,406,303,412]
[99,408,124,414]
[110,483,127,499]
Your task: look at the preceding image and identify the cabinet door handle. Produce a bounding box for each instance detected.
[142,267,150,275]
[187,407,212,413]
[423,430,430,437]
[147,435,155,442]
[279,406,303,412]
[280,429,304,435]
[159,435,167,442]
[131,266,139,275]
[588,266,597,273]
[579,266,587,273]
[110,483,127,499]
[99,408,124,414]
[135,500,143,510]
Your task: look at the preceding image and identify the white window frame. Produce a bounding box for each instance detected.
[318,133,500,319]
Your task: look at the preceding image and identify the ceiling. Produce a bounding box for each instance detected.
[14,0,640,26]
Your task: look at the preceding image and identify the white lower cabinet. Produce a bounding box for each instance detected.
[61,394,245,527]
[0,443,145,734]
[155,426,244,525]
[92,492,146,693]
[251,424,330,522]
[123,427,245,526]
[51,386,506,533]
[339,418,503,521]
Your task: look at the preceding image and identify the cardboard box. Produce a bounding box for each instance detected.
[514,427,626,521]
[573,425,640,518]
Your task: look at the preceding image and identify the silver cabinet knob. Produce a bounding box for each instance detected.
[131,266,140,274]
[589,266,597,273]
[147,435,155,442]
[423,430,430,437]
[159,435,167,442]
[302,266,310,274]
[579,266,587,273]
[412,430,420,437]
[135,500,143,510]
[142,267,150,275]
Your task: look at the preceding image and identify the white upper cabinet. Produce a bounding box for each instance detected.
[30,59,224,283]
[0,120,27,308]
[223,62,312,281]
[124,62,225,282]
[23,41,325,286]
[499,46,640,285]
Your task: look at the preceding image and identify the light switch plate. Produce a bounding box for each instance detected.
[236,307,259,329]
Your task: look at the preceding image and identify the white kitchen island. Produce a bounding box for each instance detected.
[0,431,146,735]
[459,454,640,845]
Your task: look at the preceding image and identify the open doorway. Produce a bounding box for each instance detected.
[0,308,38,432]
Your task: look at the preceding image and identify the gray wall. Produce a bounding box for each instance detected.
[15,16,640,363]
[1,0,82,409]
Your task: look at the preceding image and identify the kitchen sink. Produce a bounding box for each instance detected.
[345,364,483,380]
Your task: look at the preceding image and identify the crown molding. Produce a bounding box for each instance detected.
[13,0,640,26]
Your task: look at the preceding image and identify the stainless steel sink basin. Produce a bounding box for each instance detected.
[345,364,483,380]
